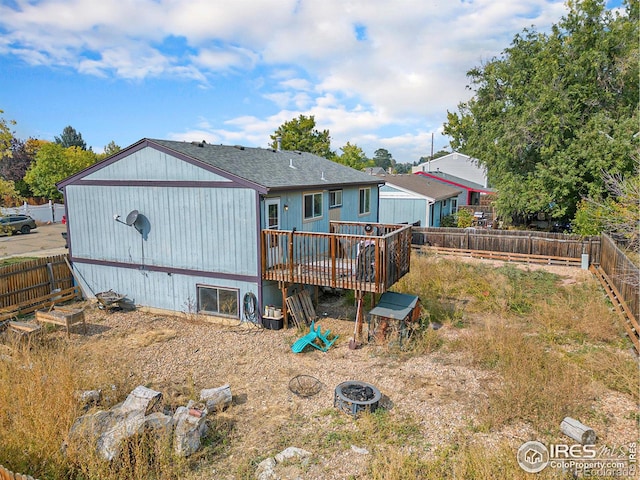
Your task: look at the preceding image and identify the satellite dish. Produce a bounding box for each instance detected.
[125,210,139,226]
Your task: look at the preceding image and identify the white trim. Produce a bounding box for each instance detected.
[303,191,323,221]
[265,197,280,229]
[381,184,435,202]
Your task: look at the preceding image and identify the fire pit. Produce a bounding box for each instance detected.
[334,381,381,416]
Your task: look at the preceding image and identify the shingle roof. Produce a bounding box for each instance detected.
[149,139,380,191]
[417,171,495,192]
[376,174,462,201]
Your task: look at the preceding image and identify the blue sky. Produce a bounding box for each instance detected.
[0,0,626,163]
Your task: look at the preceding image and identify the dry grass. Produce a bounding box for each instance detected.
[0,338,124,478]
[369,440,578,479]
[0,334,224,480]
[455,319,592,433]
[0,254,636,480]
[534,282,626,345]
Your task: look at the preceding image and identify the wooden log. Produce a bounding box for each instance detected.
[561,417,596,444]
[200,384,232,411]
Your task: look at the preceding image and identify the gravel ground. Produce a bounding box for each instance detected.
[56,262,638,480]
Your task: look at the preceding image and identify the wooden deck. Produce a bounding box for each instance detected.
[261,222,412,293]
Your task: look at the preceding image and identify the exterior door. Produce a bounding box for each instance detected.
[265,198,281,267]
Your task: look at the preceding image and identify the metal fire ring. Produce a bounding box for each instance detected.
[334,380,381,416]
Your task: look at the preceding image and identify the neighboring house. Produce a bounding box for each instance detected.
[415,171,495,206]
[375,174,462,227]
[412,152,489,188]
[363,167,387,175]
[58,138,411,324]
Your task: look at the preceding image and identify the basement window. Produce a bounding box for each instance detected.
[197,285,239,318]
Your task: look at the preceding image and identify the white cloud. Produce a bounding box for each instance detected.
[1,0,576,160]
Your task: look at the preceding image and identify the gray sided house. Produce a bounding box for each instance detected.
[375,174,461,227]
[412,152,489,188]
[58,138,383,322]
[414,171,495,207]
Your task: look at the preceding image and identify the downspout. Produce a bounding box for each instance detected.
[256,192,263,321]
[376,183,384,223]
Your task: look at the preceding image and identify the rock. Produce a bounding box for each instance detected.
[67,407,146,461]
[274,446,312,463]
[173,405,208,457]
[67,386,165,462]
[200,384,232,411]
[121,385,162,416]
[77,389,102,407]
[351,445,369,455]
[67,410,114,452]
[143,412,174,444]
[254,447,312,480]
[255,457,277,480]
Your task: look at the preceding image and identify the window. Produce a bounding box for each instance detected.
[304,192,323,220]
[359,187,371,215]
[266,198,280,229]
[329,190,343,208]
[197,285,239,318]
[451,198,458,212]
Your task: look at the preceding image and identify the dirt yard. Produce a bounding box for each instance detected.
[51,259,637,479]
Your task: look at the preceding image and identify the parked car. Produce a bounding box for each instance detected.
[0,215,37,235]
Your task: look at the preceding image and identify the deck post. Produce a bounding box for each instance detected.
[355,290,364,338]
[330,235,337,288]
[280,282,289,328]
[288,231,295,281]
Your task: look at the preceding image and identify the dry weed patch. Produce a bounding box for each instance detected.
[458,320,591,432]
[0,340,131,478]
[0,255,636,479]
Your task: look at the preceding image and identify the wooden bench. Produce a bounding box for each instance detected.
[35,306,86,337]
[8,320,42,336]
[7,320,42,346]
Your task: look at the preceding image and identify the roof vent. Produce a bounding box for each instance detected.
[289,158,297,169]
[191,141,205,147]
[234,145,245,150]
[321,171,327,181]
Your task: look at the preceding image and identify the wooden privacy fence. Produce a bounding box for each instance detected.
[0,255,79,320]
[413,227,601,263]
[413,227,639,333]
[598,234,639,324]
[0,464,39,480]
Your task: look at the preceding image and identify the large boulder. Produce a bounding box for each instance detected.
[67,385,164,461]
[172,406,208,457]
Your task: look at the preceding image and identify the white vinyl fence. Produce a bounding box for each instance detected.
[1,201,65,223]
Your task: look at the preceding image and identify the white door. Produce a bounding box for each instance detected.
[265,198,281,267]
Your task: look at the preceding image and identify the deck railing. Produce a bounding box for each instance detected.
[261,222,412,293]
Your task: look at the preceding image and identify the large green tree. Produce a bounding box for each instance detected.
[444,0,638,223]
[334,142,372,170]
[373,148,394,171]
[55,125,87,150]
[269,115,334,159]
[97,140,121,160]
[24,143,97,200]
[0,138,36,197]
[0,110,16,158]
